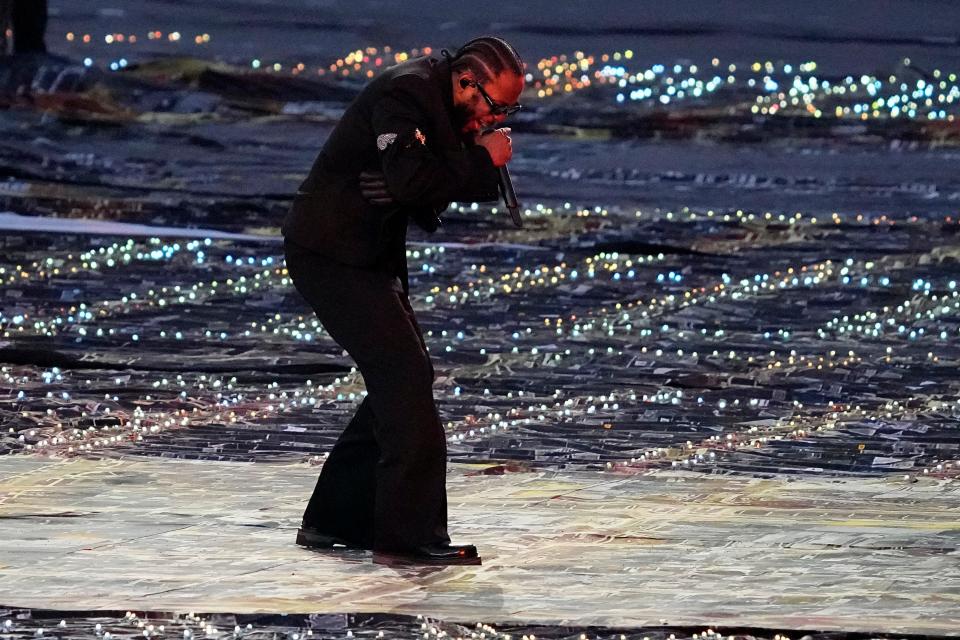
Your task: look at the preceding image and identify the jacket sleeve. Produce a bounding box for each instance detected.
[371,75,500,205]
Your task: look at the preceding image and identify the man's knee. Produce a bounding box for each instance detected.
[379,422,447,467]
[363,342,433,387]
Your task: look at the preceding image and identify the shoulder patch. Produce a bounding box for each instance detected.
[377,133,398,151]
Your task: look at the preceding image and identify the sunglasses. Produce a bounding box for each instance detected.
[472,81,522,117]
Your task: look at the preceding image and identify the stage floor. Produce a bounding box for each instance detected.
[1,456,957,633]
[4,21,960,636]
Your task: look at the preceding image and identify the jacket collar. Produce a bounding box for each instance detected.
[429,53,455,113]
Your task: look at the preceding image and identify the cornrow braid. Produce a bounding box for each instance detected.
[450,36,524,82]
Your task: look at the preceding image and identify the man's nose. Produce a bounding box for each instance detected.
[483,113,506,128]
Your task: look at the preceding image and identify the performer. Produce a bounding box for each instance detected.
[0,0,48,54]
[282,36,524,565]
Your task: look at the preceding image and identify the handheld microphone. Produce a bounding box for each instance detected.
[482,126,523,228]
[498,165,523,228]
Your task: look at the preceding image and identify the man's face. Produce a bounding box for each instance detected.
[454,71,524,137]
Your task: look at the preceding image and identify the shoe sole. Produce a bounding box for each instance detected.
[372,551,482,566]
[296,529,368,550]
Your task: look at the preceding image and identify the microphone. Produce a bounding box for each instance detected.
[482,126,523,228]
[498,165,523,228]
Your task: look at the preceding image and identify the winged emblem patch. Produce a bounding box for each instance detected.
[376,133,397,151]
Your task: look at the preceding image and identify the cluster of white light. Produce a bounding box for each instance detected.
[3,364,366,455]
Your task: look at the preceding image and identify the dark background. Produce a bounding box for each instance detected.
[47,0,960,73]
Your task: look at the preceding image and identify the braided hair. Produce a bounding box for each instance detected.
[449,36,524,82]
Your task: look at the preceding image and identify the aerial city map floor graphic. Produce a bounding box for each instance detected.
[0,1,958,638]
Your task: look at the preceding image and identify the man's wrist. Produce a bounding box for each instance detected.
[470,143,495,168]
[465,146,501,202]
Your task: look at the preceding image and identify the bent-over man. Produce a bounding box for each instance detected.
[282,36,524,566]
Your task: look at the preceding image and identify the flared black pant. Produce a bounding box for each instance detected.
[283,239,450,551]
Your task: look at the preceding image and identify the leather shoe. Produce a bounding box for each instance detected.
[296,526,370,550]
[372,543,482,566]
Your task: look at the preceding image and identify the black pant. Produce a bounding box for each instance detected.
[283,239,450,551]
[11,0,47,54]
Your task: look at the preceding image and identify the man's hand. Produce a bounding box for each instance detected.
[476,127,512,167]
[359,171,396,206]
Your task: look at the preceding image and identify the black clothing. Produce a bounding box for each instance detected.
[282,55,499,270]
[282,55,500,551]
[285,241,447,551]
[11,0,47,54]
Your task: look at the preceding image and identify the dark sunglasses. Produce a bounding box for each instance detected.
[472,81,522,117]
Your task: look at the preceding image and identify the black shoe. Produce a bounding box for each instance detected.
[296,526,370,550]
[372,543,482,566]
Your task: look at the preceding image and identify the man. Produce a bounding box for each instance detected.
[282,36,524,566]
[0,0,48,54]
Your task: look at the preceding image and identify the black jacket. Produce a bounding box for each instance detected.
[282,55,501,268]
